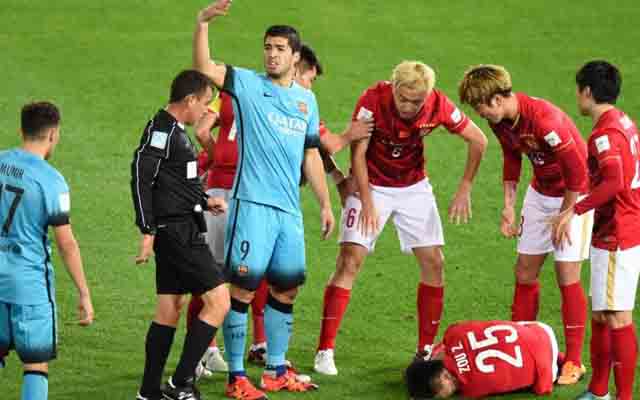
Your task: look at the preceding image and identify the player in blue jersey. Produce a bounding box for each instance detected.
[193,1,334,399]
[0,102,94,400]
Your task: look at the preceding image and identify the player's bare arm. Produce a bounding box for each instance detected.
[320,118,374,155]
[351,136,378,236]
[303,148,335,239]
[501,181,518,237]
[54,224,94,326]
[193,0,232,88]
[448,121,487,224]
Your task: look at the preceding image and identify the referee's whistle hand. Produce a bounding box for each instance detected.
[135,234,155,265]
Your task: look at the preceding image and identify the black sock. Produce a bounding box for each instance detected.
[172,318,217,386]
[140,322,176,396]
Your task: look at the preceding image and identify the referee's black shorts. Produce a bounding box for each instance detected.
[153,217,225,295]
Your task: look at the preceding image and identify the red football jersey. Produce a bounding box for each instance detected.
[442,321,554,398]
[575,108,640,250]
[491,93,588,197]
[207,92,238,190]
[352,81,470,187]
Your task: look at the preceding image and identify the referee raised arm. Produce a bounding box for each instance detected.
[131,70,230,400]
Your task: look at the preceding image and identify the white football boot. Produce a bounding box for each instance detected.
[313,349,338,376]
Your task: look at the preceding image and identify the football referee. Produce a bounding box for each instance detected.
[131,70,230,400]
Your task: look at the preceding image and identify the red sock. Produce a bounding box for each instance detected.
[588,319,611,397]
[417,283,444,350]
[251,279,269,345]
[559,282,587,364]
[187,296,204,330]
[317,285,351,351]
[611,324,638,400]
[511,282,540,321]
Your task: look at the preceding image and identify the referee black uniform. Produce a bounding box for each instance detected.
[131,109,224,295]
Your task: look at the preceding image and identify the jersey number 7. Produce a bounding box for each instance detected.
[0,184,24,236]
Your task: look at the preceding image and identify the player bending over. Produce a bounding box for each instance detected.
[459,64,591,385]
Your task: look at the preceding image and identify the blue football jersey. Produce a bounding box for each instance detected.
[223,66,321,216]
[0,149,70,305]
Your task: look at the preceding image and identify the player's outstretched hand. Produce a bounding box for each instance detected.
[336,175,357,207]
[77,293,94,326]
[198,0,233,23]
[448,185,472,224]
[207,196,228,215]
[320,206,335,240]
[135,234,155,264]
[345,118,374,143]
[357,202,379,237]
[550,207,574,249]
[500,206,518,238]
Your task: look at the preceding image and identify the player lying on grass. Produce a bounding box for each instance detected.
[458,64,591,385]
[405,320,561,399]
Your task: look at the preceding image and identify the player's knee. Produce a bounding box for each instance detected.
[514,265,539,284]
[337,250,364,279]
[270,286,299,303]
[229,284,256,304]
[202,284,231,316]
[24,362,48,374]
[604,310,632,329]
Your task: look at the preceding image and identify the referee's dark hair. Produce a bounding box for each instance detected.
[170,70,213,104]
[405,359,446,399]
[299,44,323,76]
[264,25,301,53]
[21,101,61,140]
[576,60,621,104]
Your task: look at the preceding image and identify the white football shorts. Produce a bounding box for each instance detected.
[204,188,232,265]
[590,245,640,311]
[339,178,444,254]
[517,186,593,262]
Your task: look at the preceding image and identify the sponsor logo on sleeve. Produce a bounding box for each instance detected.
[150,131,168,149]
[356,107,373,121]
[59,192,70,213]
[595,135,610,154]
[543,131,562,147]
[451,108,462,124]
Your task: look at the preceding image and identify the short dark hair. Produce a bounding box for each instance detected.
[264,25,301,53]
[405,359,446,399]
[169,70,213,103]
[21,101,60,139]
[576,60,621,104]
[299,44,323,76]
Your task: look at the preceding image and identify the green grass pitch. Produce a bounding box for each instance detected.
[1,0,639,398]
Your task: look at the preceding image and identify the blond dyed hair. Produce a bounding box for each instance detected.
[458,64,512,106]
[391,61,436,93]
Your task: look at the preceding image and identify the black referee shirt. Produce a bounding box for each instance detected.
[130,109,207,234]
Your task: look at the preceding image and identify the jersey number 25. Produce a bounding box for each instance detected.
[467,325,524,373]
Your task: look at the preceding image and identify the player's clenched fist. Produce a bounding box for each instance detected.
[197,0,233,23]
